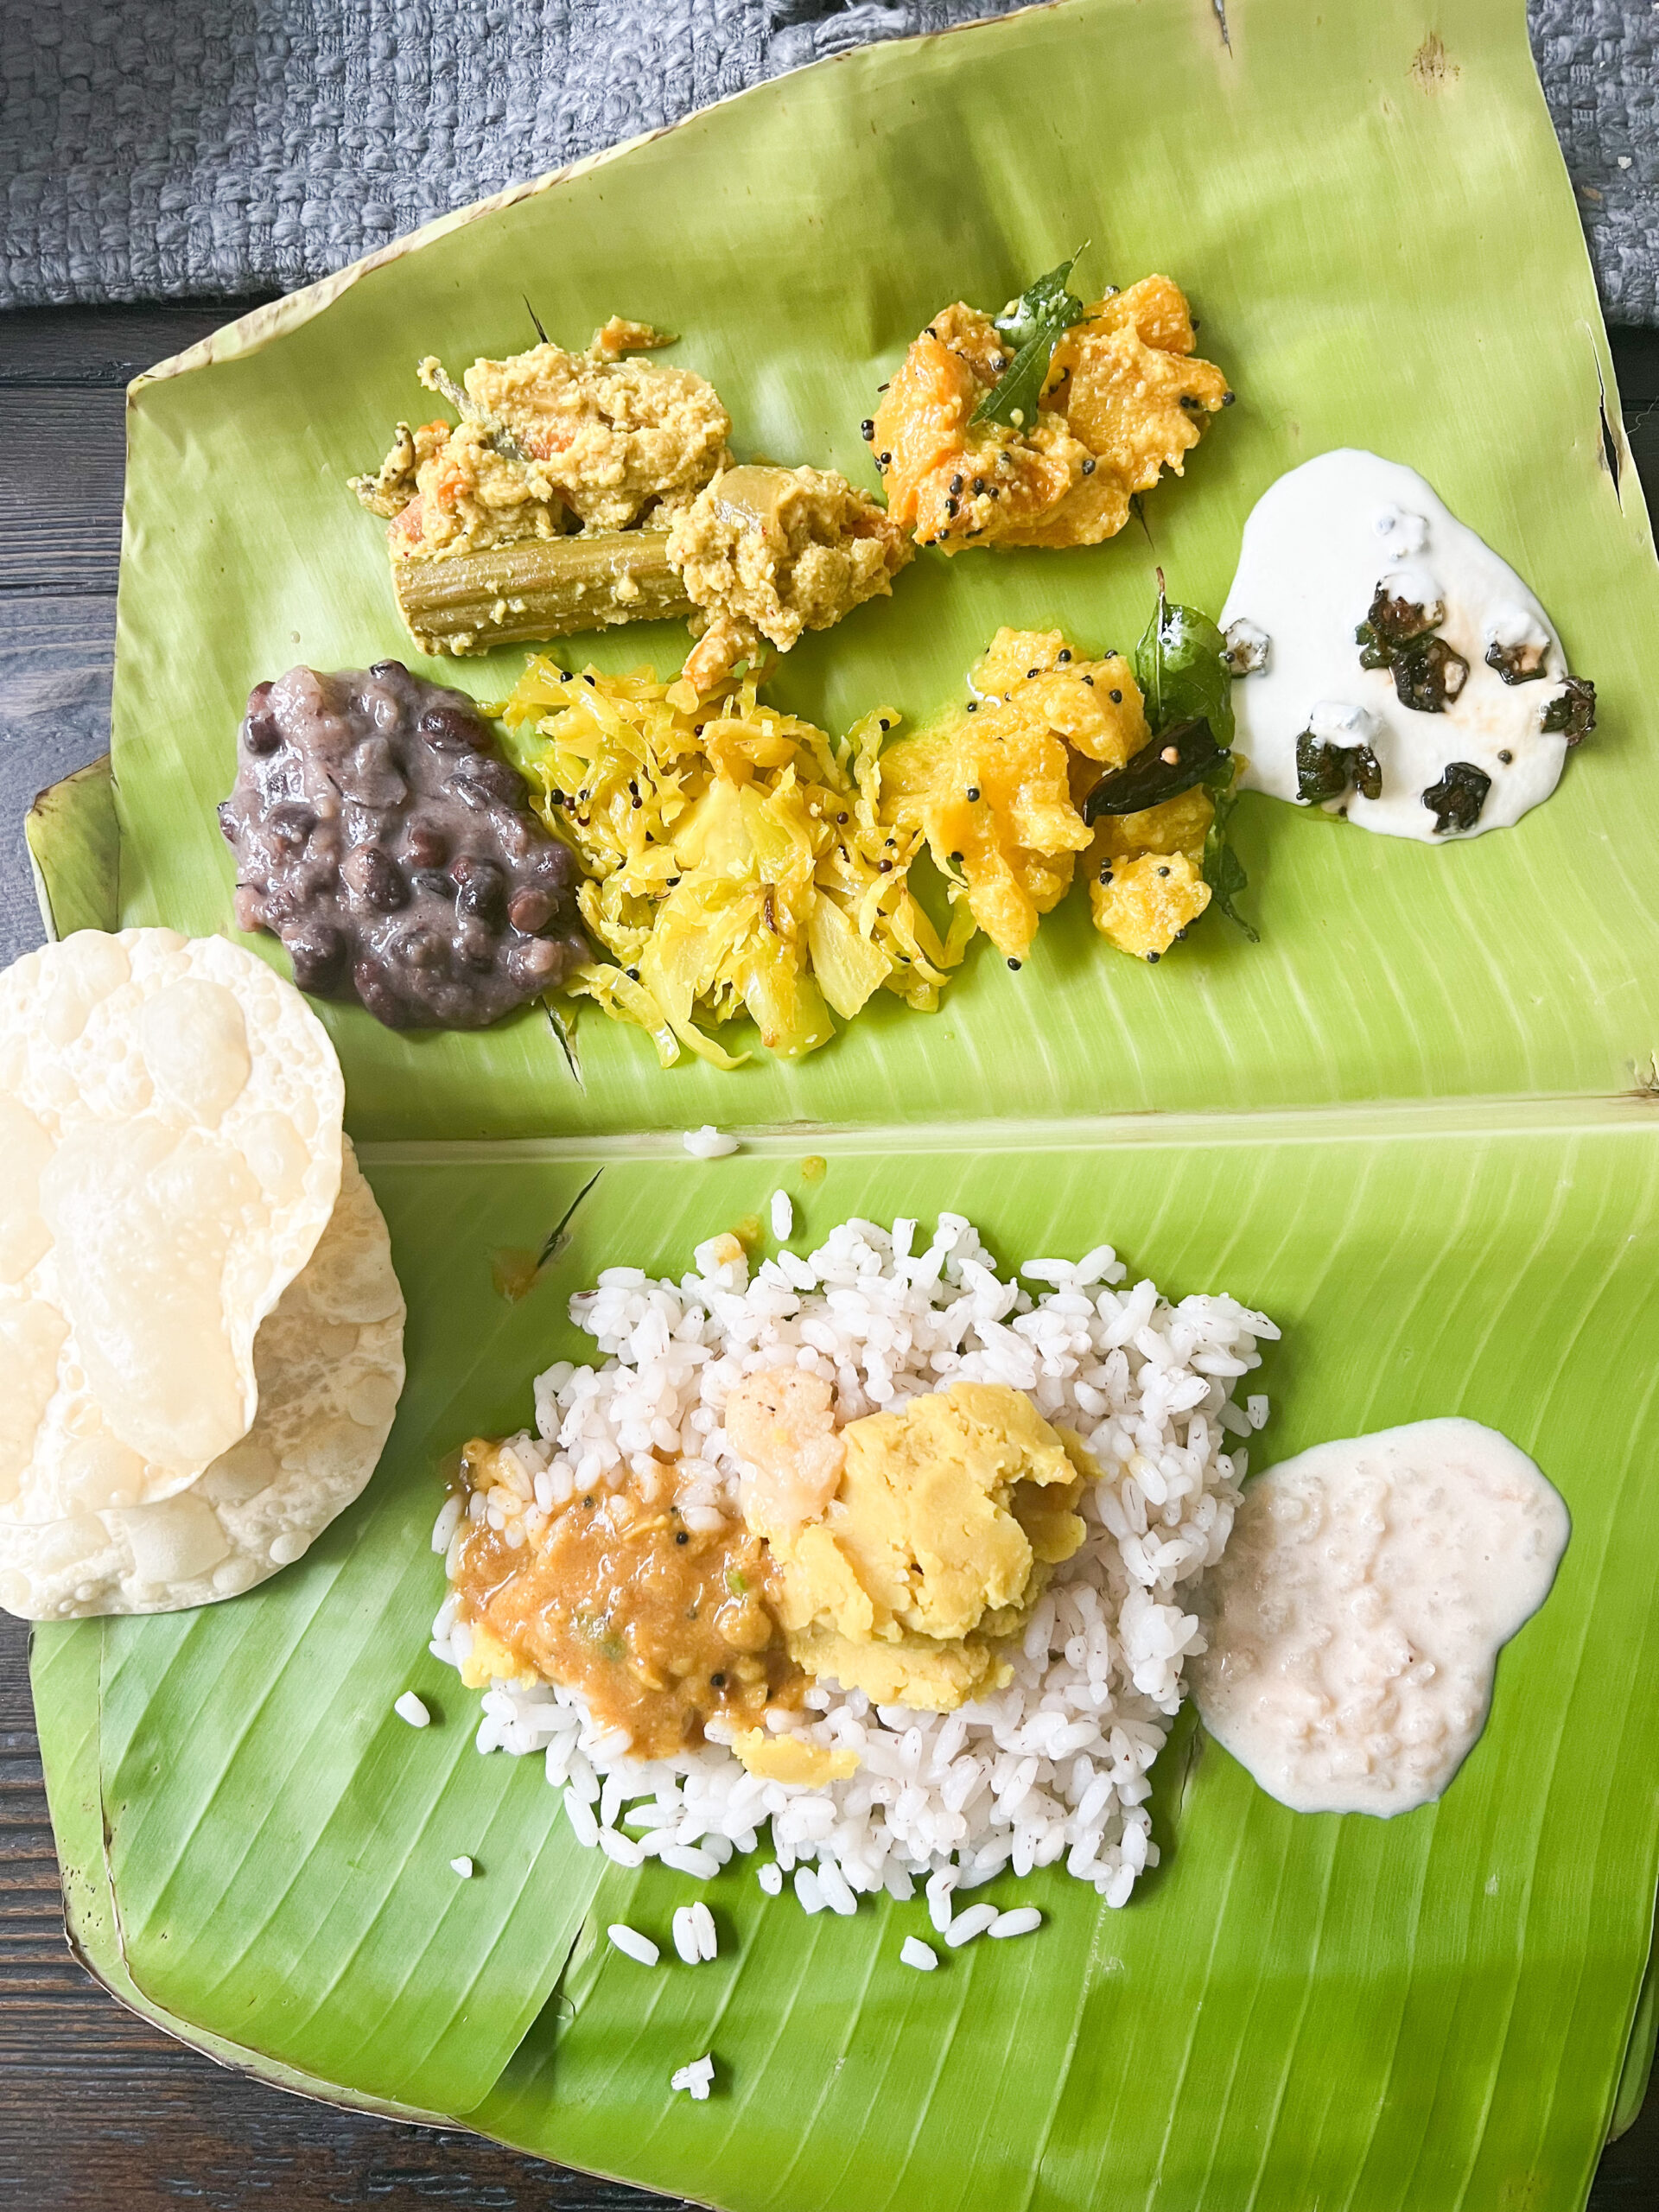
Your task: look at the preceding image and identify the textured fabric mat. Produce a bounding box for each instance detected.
[1,1,1655,319]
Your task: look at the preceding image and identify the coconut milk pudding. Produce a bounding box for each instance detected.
[1193,1419,1569,1816]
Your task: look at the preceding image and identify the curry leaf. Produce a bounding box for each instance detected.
[971,252,1089,429]
[1083,716,1229,820]
[1134,580,1235,744]
[991,251,1089,349]
[1203,782,1258,939]
[1126,580,1253,936]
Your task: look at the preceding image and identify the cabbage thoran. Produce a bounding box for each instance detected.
[499,658,969,1066]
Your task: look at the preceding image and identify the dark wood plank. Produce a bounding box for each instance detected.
[1604,2106,1659,2211]
[0,392,127,596]
[1615,327,1659,501]
[0,301,276,600]
[1,305,1658,2210]
[0,302,275,389]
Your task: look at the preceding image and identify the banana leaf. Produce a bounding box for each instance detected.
[103,0,1657,1141]
[24,755,118,942]
[29,1092,1659,2208]
[30,1621,467,2126]
[22,0,1659,2204]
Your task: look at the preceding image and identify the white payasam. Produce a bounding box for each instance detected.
[1192,1418,1569,1816]
[0,1142,405,1618]
[1223,449,1588,841]
[0,929,344,1524]
[430,1214,1277,1910]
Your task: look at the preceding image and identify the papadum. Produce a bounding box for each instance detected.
[0,1142,404,1619]
[0,930,344,1523]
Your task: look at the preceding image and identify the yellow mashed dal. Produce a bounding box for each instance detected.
[728,1371,1088,1713]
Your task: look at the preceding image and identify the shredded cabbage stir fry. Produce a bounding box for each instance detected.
[499,659,973,1065]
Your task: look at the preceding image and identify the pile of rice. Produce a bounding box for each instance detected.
[428,1212,1276,1912]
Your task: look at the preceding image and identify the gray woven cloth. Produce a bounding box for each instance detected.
[2,1,1656,321]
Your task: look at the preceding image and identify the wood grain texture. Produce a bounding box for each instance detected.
[0,303,274,389]
[0,301,1656,2211]
[0,391,128,595]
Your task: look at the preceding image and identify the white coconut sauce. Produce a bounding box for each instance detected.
[1193,1419,1568,1817]
[1222,450,1582,841]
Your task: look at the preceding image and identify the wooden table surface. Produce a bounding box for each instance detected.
[1,299,1657,2212]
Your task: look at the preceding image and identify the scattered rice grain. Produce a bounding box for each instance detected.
[671,2054,715,2100]
[683,1127,740,1159]
[945,1902,999,1948]
[607,1923,660,1966]
[691,1901,717,1960]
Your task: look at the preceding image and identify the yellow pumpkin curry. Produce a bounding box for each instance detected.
[870,276,1230,554]
[881,626,1214,963]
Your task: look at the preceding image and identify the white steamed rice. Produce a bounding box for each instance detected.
[428,1212,1276,1912]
